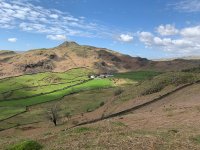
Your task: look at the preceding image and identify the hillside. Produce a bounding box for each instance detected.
[1,41,200,78]
[1,73,200,149]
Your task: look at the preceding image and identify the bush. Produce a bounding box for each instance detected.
[99,101,105,107]
[7,140,42,150]
[141,72,200,95]
[72,120,79,125]
[86,108,93,112]
[74,127,92,133]
[65,111,72,119]
[190,135,200,144]
[182,66,200,73]
[141,83,165,95]
[114,88,124,96]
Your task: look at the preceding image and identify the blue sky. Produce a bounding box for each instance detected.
[1,0,200,59]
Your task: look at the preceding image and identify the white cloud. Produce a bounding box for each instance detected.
[0,0,114,39]
[138,24,200,55]
[49,14,59,19]
[138,32,154,46]
[8,38,17,42]
[118,34,133,42]
[172,0,200,12]
[156,24,178,36]
[46,34,67,41]
[180,26,200,38]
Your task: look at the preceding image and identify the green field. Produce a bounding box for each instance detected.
[0,107,26,120]
[113,71,161,81]
[0,68,113,121]
[0,87,116,130]
[1,69,199,131]
[0,68,90,94]
[0,79,113,107]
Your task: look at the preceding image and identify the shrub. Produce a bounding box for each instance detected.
[65,111,72,119]
[190,135,200,144]
[111,121,126,127]
[182,66,200,73]
[72,120,79,125]
[141,72,200,95]
[74,127,92,133]
[7,140,42,150]
[86,108,93,112]
[141,83,165,95]
[114,88,124,96]
[47,105,60,126]
[99,101,105,107]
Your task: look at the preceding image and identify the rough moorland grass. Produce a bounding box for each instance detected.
[111,121,126,127]
[190,135,200,144]
[33,86,116,116]
[140,72,200,95]
[182,66,200,73]
[113,71,161,81]
[7,140,42,150]
[73,127,94,133]
[114,72,200,103]
[38,123,193,150]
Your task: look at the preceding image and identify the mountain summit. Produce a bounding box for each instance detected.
[0,42,200,78]
[58,41,79,48]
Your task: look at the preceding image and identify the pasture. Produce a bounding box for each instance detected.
[0,68,113,121]
[113,71,161,81]
[1,69,199,132]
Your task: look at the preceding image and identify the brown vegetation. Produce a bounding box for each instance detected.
[1,41,200,78]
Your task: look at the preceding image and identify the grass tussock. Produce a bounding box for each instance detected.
[7,140,42,150]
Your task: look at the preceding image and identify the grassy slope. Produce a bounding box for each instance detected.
[0,68,113,121]
[0,107,26,120]
[113,72,200,104]
[0,79,84,100]
[0,68,90,93]
[1,70,200,149]
[0,87,116,130]
[113,71,161,81]
[0,79,113,107]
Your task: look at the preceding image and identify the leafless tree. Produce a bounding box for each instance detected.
[47,105,60,126]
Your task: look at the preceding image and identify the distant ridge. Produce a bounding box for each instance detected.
[1,41,200,78]
[154,56,200,61]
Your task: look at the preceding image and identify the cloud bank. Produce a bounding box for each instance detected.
[46,35,67,41]
[0,0,113,40]
[172,0,200,12]
[138,24,200,55]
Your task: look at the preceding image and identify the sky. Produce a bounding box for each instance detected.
[1,0,200,59]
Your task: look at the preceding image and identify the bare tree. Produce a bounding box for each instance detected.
[47,106,60,126]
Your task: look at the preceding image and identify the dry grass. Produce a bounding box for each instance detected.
[0,83,200,149]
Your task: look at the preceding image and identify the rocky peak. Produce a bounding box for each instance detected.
[58,41,79,47]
